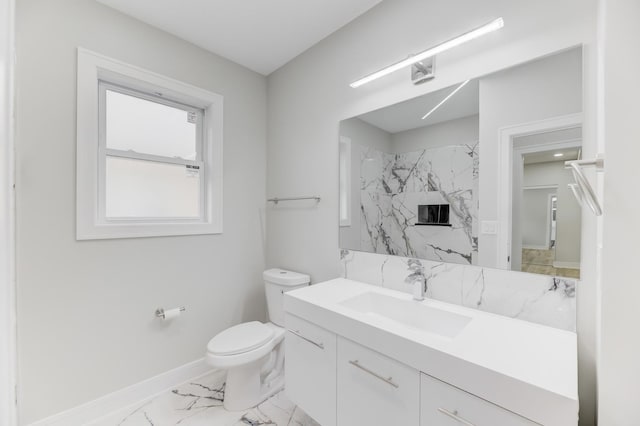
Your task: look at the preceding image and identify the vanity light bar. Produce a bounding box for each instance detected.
[350,17,504,88]
[421,79,470,120]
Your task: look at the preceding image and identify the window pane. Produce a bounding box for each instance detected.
[106,156,200,218]
[105,89,198,159]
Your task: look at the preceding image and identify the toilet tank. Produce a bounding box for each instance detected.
[264,268,310,327]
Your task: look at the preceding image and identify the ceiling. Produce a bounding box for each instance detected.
[96,0,383,75]
[523,148,580,165]
[357,79,480,134]
[516,127,582,164]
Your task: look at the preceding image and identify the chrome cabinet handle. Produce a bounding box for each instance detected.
[348,360,399,388]
[437,408,476,426]
[287,329,324,349]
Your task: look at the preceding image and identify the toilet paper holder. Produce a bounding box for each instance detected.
[155,306,186,319]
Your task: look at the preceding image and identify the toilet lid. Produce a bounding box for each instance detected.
[207,321,274,356]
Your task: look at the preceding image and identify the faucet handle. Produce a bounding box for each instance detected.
[405,271,425,283]
[407,258,424,272]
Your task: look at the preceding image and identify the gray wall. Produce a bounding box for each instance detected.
[523,161,581,265]
[391,114,479,153]
[266,0,597,423]
[341,117,391,153]
[0,0,15,424]
[16,0,267,422]
[339,117,391,250]
[522,187,556,249]
[599,0,640,423]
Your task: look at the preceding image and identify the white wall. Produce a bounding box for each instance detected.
[15,0,267,423]
[266,0,597,424]
[478,48,583,267]
[391,114,479,153]
[0,0,16,424]
[523,161,582,265]
[340,117,391,154]
[598,0,640,424]
[522,188,555,249]
[339,117,391,250]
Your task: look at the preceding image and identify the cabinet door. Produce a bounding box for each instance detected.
[337,337,420,426]
[285,314,337,426]
[421,373,538,426]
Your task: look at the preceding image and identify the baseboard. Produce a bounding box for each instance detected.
[522,245,551,250]
[29,358,214,426]
[553,261,580,269]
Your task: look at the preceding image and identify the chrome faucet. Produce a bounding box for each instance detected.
[405,259,427,301]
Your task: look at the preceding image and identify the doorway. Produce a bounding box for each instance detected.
[513,139,582,278]
[497,113,583,278]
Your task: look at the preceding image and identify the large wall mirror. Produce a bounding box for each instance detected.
[339,47,583,278]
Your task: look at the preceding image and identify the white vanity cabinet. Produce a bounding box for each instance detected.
[284,313,337,426]
[283,280,578,426]
[420,373,538,426]
[337,337,420,426]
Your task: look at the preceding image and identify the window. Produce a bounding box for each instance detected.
[101,84,203,219]
[77,48,223,239]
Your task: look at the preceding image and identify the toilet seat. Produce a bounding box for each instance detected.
[208,321,275,356]
[206,322,285,370]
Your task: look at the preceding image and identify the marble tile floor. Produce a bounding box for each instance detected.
[89,371,320,426]
[521,248,580,279]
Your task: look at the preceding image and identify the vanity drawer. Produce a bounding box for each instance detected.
[337,336,420,426]
[421,373,538,426]
[285,313,336,426]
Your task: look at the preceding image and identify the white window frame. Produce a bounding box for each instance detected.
[77,48,223,239]
[98,81,206,222]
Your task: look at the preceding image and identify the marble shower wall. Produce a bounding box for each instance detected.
[340,249,576,332]
[360,144,478,265]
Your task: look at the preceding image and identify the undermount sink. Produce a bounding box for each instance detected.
[339,291,472,338]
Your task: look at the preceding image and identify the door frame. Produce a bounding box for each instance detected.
[547,192,558,249]
[1,0,17,424]
[496,113,583,270]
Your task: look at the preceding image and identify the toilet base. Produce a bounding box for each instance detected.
[206,322,287,412]
[223,355,284,411]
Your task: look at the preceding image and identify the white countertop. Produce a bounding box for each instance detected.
[284,278,578,426]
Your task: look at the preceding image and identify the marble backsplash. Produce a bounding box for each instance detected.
[340,249,576,332]
[360,143,478,265]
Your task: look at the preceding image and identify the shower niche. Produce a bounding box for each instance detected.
[416,204,451,226]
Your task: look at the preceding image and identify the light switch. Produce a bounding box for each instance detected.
[481,221,498,235]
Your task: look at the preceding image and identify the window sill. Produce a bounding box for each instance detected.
[76,221,222,240]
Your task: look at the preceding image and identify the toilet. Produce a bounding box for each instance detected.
[206,268,310,411]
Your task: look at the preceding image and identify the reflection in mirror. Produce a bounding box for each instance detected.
[339,47,582,278]
[512,129,582,278]
[339,80,480,265]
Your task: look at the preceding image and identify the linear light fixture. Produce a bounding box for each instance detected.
[350,17,504,88]
[421,79,470,120]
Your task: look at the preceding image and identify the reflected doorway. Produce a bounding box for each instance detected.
[511,128,582,279]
